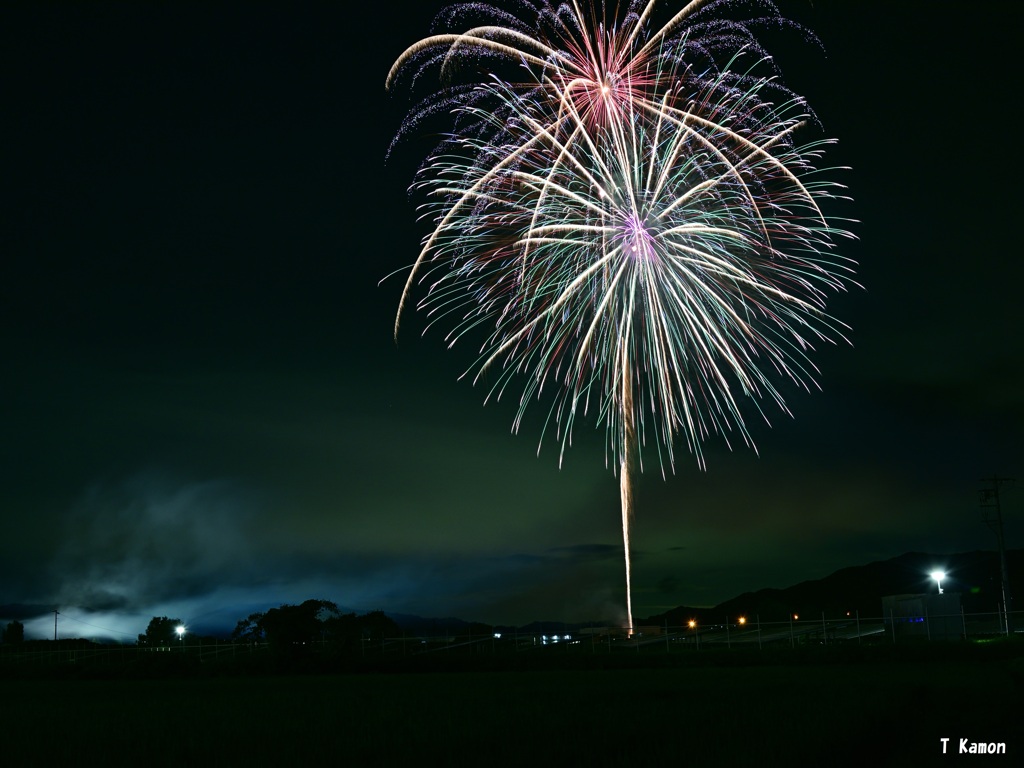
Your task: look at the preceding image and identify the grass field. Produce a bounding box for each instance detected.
[2,644,1020,766]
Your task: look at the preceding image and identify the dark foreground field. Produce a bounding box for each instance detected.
[2,645,1021,767]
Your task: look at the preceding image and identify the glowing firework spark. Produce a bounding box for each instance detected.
[386,0,856,631]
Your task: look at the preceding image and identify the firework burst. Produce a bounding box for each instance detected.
[387,0,855,630]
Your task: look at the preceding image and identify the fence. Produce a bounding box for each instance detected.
[439,608,1020,654]
[0,610,1020,670]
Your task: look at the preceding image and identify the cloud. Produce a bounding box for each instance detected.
[51,471,262,613]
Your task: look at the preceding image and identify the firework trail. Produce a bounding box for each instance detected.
[386,0,855,631]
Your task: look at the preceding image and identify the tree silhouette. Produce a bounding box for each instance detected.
[232,611,266,644]
[230,602,400,656]
[355,610,400,642]
[3,620,25,644]
[262,600,338,648]
[138,616,183,647]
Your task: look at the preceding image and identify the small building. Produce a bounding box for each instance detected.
[882,592,962,641]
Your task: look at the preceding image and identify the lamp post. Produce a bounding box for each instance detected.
[930,570,945,595]
[176,624,186,652]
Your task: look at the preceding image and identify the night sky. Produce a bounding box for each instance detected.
[3,1,1021,642]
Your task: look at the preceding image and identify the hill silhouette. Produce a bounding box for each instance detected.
[641,549,1021,627]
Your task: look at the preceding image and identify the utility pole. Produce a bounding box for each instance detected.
[53,608,59,641]
[979,476,1014,636]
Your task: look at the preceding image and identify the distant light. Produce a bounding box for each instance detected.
[493,633,502,639]
[738,617,746,625]
[563,634,571,641]
[175,625,186,637]
[688,620,696,629]
[793,614,799,621]
[930,570,946,594]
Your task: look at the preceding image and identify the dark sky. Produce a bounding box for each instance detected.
[2,1,1021,641]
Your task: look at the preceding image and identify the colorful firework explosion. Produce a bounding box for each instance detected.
[387,0,855,629]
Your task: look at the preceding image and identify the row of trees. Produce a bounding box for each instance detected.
[4,603,400,648]
[136,600,400,652]
[231,600,399,651]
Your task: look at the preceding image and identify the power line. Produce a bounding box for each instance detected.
[45,609,139,640]
[59,613,138,637]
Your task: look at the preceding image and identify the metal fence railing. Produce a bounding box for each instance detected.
[1,610,1020,669]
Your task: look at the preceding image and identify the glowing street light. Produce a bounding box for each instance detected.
[738,616,747,625]
[176,624,185,651]
[930,570,946,595]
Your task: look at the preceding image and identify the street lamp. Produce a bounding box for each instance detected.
[930,570,945,595]
[176,624,186,651]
